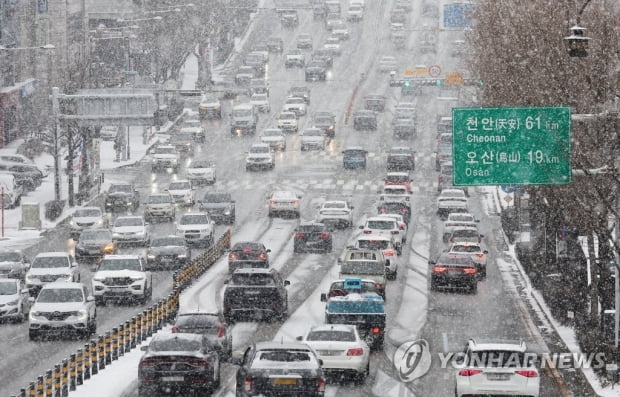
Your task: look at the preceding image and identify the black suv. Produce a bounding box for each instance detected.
[146,235,190,270]
[313,111,336,138]
[387,146,415,171]
[234,342,326,397]
[305,60,327,81]
[104,183,140,212]
[223,268,290,323]
[198,191,235,224]
[353,110,377,130]
[293,223,333,253]
[228,241,270,273]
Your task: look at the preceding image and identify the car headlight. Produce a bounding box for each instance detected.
[96,219,103,225]
[224,209,231,215]
[69,219,74,226]
[30,311,42,319]
[92,276,105,282]
[62,274,73,281]
[112,233,121,237]
[6,299,18,306]
[77,309,88,320]
[147,254,156,259]
[130,275,145,281]
[102,244,115,254]
[178,254,187,258]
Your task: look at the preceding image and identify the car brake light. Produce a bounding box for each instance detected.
[319,233,330,239]
[347,348,364,356]
[475,253,484,258]
[391,230,399,235]
[399,224,405,230]
[459,369,482,376]
[140,359,160,368]
[371,327,381,334]
[400,208,408,214]
[363,230,372,234]
[380,208,387,213]
[187,358,210,367]
[171,326,178,333]
[293,200,299,205]
[375,283,383,289]
[384,250,394,256]
[433,266,448,273]
[295,233,305,238]
[244,376,253,392]
[318,377,326,392]
[463,267,477,275]
[258,253,267,259]
[438,175,443,182]
[217,325,226,338]
[269,200,276,205]
[229,253,237,260]
[516,370,538,377]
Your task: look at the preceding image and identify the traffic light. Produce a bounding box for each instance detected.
[402,80,411,88]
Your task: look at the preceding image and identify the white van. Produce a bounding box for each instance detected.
[0,173,22,208]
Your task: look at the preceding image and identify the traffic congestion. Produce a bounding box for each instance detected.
[0,0,557,396]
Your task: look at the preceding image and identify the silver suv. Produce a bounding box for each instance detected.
[28,282,96,340]
[176,212,215,247]
[144,193,175,222]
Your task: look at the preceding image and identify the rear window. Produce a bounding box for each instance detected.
[467,351,528,368]
[37,288,84,303]
[307,330,355,342]
[257,350,311,362]
[231,273,275,286]
[150,338,201,352]
[175,314,220,329]
[298,224,325,233]
[366,220,395,230]
[386,175,409,183]
[341,261,384,275]
[451,245,482,253]
[357,239,390,250]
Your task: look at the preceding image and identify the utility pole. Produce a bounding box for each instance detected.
[51,87,62,201]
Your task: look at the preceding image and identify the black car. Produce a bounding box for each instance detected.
[138,332,220,396]
[172,312,233,361]
[393,117,416,139]
[364,94,386,112]
[429,253,478,293]
[342,147,368,169]
[266,37,284,53]
[0,250,29,280]
[293,223,333,253]
[104,183,140,212]
[147,235,190,270]
[234,342,326,397]
[353,110,377,130]
[198,192,235,224]
[378,200,411,224]
[289,86,311,104]
[75,229,116,262]
[313,111,336,138]
[305,60,327,81]
[228,241,270,273]
[311,49,333,67]
[387,146,415,171]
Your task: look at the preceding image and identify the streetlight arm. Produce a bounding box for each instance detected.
[577,0,594,23]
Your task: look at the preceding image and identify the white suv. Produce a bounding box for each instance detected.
[455,339,540,397]
[70,207,106,239]
[277,111,299,132]
[176,212,215,247]
[245,143,275,171]
[167,179,194,206]
[91,255,152,305]
[25,252,80,297]
[151,145,180,172]
[28,282,96,340]
[359,216,404,255]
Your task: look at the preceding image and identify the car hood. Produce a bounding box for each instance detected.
[107,192,132,198]
[148,246,187,255]
[153,154,178,160]
[177,223,210,231]
[73,216,101,223]
[94,270,145,278]
[32,301,86,312]
[0,293,20,304]
[27,267,70,276]
[78,239,112,247]
[112,226,145,233]
[247,153,273,160]
[0,261,21,270]
[168,189,191,196]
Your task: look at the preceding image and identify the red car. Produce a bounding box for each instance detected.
[384,172,412,193]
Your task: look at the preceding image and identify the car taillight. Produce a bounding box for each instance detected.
[140,359,160,368]
[258,253,267,260]
[391,230,399,235]
[516,370,538,377]
[400,208,408,214]
[295,233,305,238]
[228,253,237,260]
[387,156,393,162]
[399,224,405,230]
[269,200,276,205]
[371,327,381,334]
[319,233,330,239]
[347,348,364,356]
[379,208,387,213]
[363,230,372,234]
[187,359,210,367]
[438,175,444,182]
[293,200,299,205]
[244,376,253,392]
[217,325,226,338]
[384,250,394,256]
[433,266,448,273]
[458,369,482,376]
[475,253,485,258]
[171,326,178,333]
[318,377,326,392]
[375,283,383,289]
[463,267,477,275]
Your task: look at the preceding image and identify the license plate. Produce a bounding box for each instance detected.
[161,376,184,382]
[272,378,297,385]
[486,373,510,381]
[245,290,260,295]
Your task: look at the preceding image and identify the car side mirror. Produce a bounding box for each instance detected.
[21,288,29,295]
[266,249,271,253]
[86,296,95,302]
[28,297,35,303]
[296,336,303,341]
[358,225,363,229]
[284,280,291,286]
[320,293,327,302]
[223,279,229,284]
[140,346,149,352]
[484,250,489,254]
[25,262,30,270]
[479,234,485,238]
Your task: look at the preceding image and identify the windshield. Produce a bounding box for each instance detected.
[233,109,252,117]
[114,218,143,227]
[250,146,270,154]
[324,202,345,209]
[0,252,22,262]
[148,195,170,204]
[108,185,132,193]
[169,134,192,142]
[31,256,69,268]
[357,240,390,250]
[168,182,190,190]
[37,288,83,303]
[74,209,100,217]
[149,338,201,352]
[179,214,210,225]
[252,94,267,101]
[451,245,482,253]
[99,258,142,271]
[151,237,184,247]
[386,175,409,183]
[155,147,176,155]
[80,230,111,240]
[327,299,385,314]
[341,261,384,275]
[0,281,17,295]
[256,351,311,363]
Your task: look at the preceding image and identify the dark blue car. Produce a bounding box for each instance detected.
[342,147,368,169]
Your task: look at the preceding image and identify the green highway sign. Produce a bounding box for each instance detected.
[452,107,571,186]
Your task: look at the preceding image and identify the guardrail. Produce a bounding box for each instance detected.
[12,229,231,397]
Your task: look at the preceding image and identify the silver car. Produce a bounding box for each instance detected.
[0,278,30,322]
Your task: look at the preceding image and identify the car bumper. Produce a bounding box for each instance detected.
[144,209,175,218]
[246,162,273,170]
[456,380,540,397]
[317,355,368,372]
[431,274,477,289]
[0,304,23,320]
[93,282,146,299]
[105,201,134,210]
[278,124,297,131]
[29,316,89,333]
[147,255,188,269]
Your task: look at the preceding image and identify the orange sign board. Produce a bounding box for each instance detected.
[404,68,428,77]
[445,72,464,86]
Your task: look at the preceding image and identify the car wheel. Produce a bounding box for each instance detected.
[355,361,370,385]
[213,365,221,390]
[268,210,274,218]
[28,330,38,341]
[224,313,235,325]
[480,268,487,279]
[326,243,333,253]
[470,283,478,294]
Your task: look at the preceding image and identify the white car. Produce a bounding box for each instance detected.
[179,119,204,142]
[186,159,216,185]
[443,212,479,242]
[283,96,307,116]
[455,339,540,397]
[176,212,215,247]
[28,282,96,340]
[448,242,489,278]
[379,55,397,72]
[347,3,364,21]
[246,143,275,171]
[375,213,407,242]
[379,185,411,203]
[332,23,350,40]
[354,235,399,279]
[70,206,106,239]
[260,128,286,151]
[151,145,180,172]
[316,200,354,228]
[359,216,404,255]
[300,128,328,151]
[296,324,370,383]
[250,93,271,112]
[437,189,469,218]
[323,37,342,56]
[92,255,152,305]
[167,179,194,206]
[277,111,299,132]
[268,190,301,218]
[25,252,80,297]
[111,216,150,246]
[0,278,30,322]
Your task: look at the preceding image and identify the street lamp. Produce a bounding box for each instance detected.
[564,0,595,57]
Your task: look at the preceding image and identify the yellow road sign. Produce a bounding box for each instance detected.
[404,68,428,77]
[445,72,464,86]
